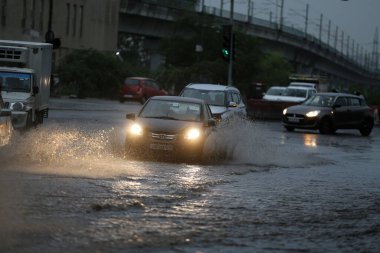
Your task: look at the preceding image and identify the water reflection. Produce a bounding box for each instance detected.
[303,134,317,148]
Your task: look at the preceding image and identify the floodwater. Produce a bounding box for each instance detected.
[0,98,379,253]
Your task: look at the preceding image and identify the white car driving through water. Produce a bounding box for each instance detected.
[179,83,246,121]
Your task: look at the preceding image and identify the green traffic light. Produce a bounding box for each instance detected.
[221,48,229,57]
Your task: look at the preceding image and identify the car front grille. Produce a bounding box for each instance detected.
[285,113,305,120]
[151,133,176,141]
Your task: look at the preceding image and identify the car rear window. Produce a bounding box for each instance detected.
[124,79,140,86]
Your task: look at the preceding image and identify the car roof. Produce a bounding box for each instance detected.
[150,95,204,104]
[286,86,315,90]
[185,83,240,92]
[316,92,362,98]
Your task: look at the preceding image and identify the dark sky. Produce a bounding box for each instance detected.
[204,0,379,53]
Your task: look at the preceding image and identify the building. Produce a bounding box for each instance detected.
[0,0,120,64]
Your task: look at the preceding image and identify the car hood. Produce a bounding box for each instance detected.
[137,117,203,133]
[274,96,306,102]
[286,105,328,113]
[262,95,285,101]
[1,91,31,102]
[209,105,227,115]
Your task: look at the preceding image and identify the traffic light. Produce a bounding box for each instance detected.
[221,25,231,61]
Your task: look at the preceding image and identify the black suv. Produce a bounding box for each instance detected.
[282,92,375,136]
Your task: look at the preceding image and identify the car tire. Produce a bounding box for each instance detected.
[359,118,374,136]
[285,126,295,132]
[140,97,146,104]
[319,118,333,134]
[119,98,125,103]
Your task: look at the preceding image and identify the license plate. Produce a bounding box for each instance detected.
[150,143,173,151]
[288,117,300,122]
[124,94,133,98]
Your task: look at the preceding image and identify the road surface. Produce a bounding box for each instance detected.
[0,97,379,253]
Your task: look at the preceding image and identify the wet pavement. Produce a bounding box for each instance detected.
[0,97,379,253]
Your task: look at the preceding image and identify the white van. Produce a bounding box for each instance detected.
[289,82,318,90]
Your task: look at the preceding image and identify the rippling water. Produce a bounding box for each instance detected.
[1,115,379,252]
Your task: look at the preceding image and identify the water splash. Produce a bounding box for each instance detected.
[204,117,323,167]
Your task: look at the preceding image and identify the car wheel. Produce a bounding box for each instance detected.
[359,118,374,136]
[285,126,294,132]
[140,97,146,104]
[319,118,332,134]
[119,98,125,103]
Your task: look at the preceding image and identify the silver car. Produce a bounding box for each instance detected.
[179,83,246,121]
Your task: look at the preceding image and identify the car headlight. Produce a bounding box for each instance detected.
[184,128,201,140]
[10,102,27,111]
[129,123,143,136]
[306,110,320,117]
[283,108,287,115]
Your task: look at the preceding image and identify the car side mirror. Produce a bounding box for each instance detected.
[126,113,136,120]
[228,101,237,107]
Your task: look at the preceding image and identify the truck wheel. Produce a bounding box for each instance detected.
[26,111,33,129]
[36,111,44,124]
[359,118,373,136]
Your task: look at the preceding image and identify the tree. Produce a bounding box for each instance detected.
[56,49,150,99]
[255,52,293,85]
[57,49,127,98]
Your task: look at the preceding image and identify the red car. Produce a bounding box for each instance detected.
[119,77,167,104]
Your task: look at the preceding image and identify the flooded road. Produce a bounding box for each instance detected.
[0,98,379,253]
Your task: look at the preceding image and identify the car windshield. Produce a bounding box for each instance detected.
[266,87,284,95]
[303,95,335,107]
[140,99,201,122]
[0,72,31,93]
[181,88,225,106]
[283,88,307,98]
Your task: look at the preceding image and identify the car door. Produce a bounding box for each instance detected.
[347,97,365,126]
[142,79,156,98]
[332,96,350,127]
[229,91,246,117]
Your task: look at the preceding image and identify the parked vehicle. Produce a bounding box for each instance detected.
[0,91,12,147]
[280,86,317,102]
[179,83,246,121]
[288,82,318,90]
[119,77,167,104]
[247,86,316,119]
[125,96,216,161]
[0,40,53,129]
[262,86,286,101]
[282,92,375,136]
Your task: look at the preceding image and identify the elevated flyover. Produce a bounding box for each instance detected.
[119,0,380,88]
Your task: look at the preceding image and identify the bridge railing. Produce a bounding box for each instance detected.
[120,0,378,74]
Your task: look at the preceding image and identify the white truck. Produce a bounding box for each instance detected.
[0,40,52,129]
